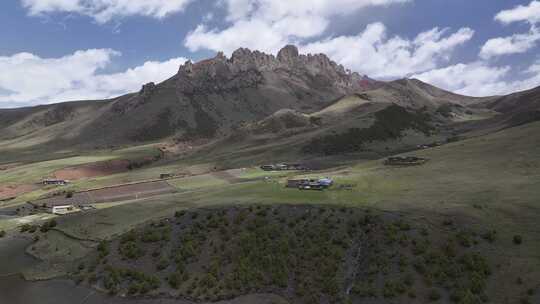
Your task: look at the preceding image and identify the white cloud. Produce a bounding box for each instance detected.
[495,0,540,25]
[480,27,540,59]
[480,1,540,59]
[21,0,193,23]
[0,49,187,107]
[302,23,474,78]
[408,1,540,97]
[185,0,410,55]
[413,61,540,97]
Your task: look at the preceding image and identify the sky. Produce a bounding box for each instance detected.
[1,0,540,108]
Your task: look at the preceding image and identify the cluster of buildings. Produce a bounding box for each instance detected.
[384,156,428,166]
[260,163,309,171]
[286,177,334,191]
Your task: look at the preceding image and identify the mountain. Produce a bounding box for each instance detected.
[0,45,366,149]
[0,45,539,160]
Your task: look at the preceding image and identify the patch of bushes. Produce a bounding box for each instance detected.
[383,280,407,298]
[39,220,57,233]
[351,282,377,298]
[482,230,497,243]
[82,206,499,302]
[119,242,145,260]
[302,104,435,155]
[20,224,38,233]
[157,257,170,271]
[428,289,441,301]
[97,240,109,257]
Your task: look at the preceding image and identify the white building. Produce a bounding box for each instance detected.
[52,204,75,215]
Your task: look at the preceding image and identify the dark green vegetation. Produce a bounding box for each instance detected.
[303,104,434,155]
[75,206,501,303]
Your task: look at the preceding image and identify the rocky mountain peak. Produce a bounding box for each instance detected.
[174,45,364,92]
[277,45,299,63]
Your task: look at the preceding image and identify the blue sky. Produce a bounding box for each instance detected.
[1,0,539,108]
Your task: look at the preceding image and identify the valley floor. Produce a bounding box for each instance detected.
[1,122,540,303]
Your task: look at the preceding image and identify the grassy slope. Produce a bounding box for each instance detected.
[4,120,540,302]
[0,144,161,206]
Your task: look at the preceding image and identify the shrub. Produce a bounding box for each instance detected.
[482,230,497,243]
[97,241,109,257]
[168,272,182,289]
[119,242,145,259]
[0,230,5,238]
[513,235,523,245]
[40,222,51,233]
[20,224,36,233]
[455,230,473,247]
[175,210,186,218]
[351,282,377,297]
[128,283,140,295]
[428,289,441,301]
[120,231,137,244]
[383,281,406,298]
[157,258,170,271]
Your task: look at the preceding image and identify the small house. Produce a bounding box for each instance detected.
[384,156,428,166]
[52,204,75,215]
[260,165,276,171]
[286,179,310,188]
[42,179,69,186]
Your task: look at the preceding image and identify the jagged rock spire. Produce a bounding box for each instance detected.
[277,45,299,63]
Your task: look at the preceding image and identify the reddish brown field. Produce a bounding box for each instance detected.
[31,180,176,207]
[0,162,23,171]
[53,159,131,180]
[0,184,37,200]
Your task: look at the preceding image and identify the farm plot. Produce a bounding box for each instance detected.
[88,181,176,203]
[31,181,177,208]
[53,159,131,180]
[0,184,38,201]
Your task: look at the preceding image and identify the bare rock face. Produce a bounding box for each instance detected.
[140,82,156,96]
[277,44,300,65]
[175,45,363,94]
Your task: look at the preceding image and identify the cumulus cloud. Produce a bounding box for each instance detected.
[413,60,540,97]
[21,0,193,23]
[185,0,410,55]
[480,1,540,59]
[495,0,540,25]
[480,27,540,59]
[0,49,186,107]
[420,1,540,96]
[302,23,474,78]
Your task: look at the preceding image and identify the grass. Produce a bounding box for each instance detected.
[166,174,229,191]
[2,120,540,302]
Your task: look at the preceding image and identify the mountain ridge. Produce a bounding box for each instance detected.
[0,45,539,157]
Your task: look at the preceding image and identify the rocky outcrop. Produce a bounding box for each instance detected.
[175,45,363,94]
[139,82,156,100]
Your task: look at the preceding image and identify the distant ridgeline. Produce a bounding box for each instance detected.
[302,104,434,155]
